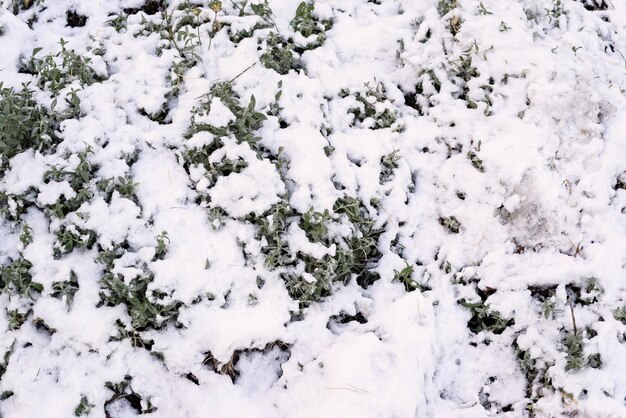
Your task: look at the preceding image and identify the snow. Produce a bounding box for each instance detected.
[1,0,626,417]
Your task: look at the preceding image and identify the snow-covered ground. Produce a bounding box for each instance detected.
[1,0,626,416]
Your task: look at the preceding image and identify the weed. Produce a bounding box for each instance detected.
[290,2,332,49]
[154,231,170,260]
[25,39,100,94]
[613,306,626,324]
[467,150,485,172]
[255,198,294,269]
[438,0,458,16]
[95,244,125,271]
[0,192,29,221]
[191,81,267,146]
[440,216,461,233]
[19,223,33,247]
[7,310,27,331]
[104,376,157,414]
[255,196,382,306]
[74,395,94,416]
[541,297,559,319]
[99,271,181,332]
[44,148,96,218]
[547,0,566,20]
[393,263,423,292]
[563,332,584,371]
[300,208,331,242]
[96,175,138,203]
[347,83,397,130]
[587,353,602,369]
[106,14,127,32]
[478,2,492,15]
[54,225,97,257]
[0,257,43,299]
[51,271,79,310]
[260,33,296,74]
[0,83,62,169]
[460,300,512,334]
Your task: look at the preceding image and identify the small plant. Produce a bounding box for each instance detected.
[460,300,512,334]
[106,14,127,32]
[0,83,62,169]
[190,80,267,146]
[7,310,27,331]
[347,83,397,130]
[613,306,626,324]
[587,353,602,369]
[300,208,331,243]
[104,376,157,414]
[154,231,170,260]
[563,332,584,371]
[438,0,458,16]
[19,223,33,247]
[393,263,422,292]
[44,148,96,218]
[99,271,181,332]
[579,277,603,304]
[478,2,492,15]
[547,0,566,20]
[229,0,275,41]
[54,225,97,257]
[467,150,485,172]
[260,33,296,75]
[74,395,94,416]
[255,196,382,306]
[541,297,558,319]
[51,271,79,310]
[440,216,461,234]
[0,257,43,299]
[97,175,138,203]
[290,2,332,49]
[25,39,100,94]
